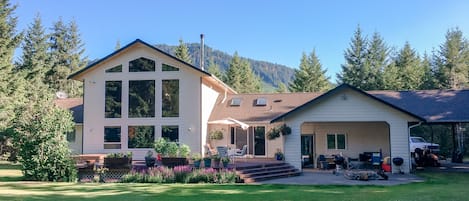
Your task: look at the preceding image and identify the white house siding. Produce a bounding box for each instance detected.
[283,89,417,173]
[201,82,222,156]
[68,125,83,154]
[80,44,203,160]
[301,122,390,163]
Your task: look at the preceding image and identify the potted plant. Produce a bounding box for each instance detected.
[267,127,281,140]
[191,153,202,168]
[280,124,292,135]
[144,150,156,168]
[104,152,132,169]
[209,130,224,141]
[154,138,190,168]
[203,155,212,168]
[212,154,221,168]
[275,149,284,161]
[221,156,230,168]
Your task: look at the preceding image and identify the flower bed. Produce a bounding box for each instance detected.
[121,165,239,183]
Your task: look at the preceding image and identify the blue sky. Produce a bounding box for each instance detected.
[12,0,469,81]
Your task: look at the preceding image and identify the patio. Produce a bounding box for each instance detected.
[259,169,425,186]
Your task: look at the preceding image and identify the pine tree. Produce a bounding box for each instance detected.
[392,42,424,90]
[276,81,288,93]
[337,25,370,89]
[174,38,192,64]
[434,28,469,89]
[225,52,262,93]
[207,57,224,79]
[364,32,389,89]
[47,19,86,97]
[0,0,24,131]
[289,50,330,92]
[17,14,49,82]
[420,52,435,89]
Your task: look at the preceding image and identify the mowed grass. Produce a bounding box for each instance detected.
[1,162,468,201]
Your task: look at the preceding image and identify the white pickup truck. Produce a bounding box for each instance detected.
[410,137,440,154]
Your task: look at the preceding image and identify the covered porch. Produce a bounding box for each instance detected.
[300,122,390,169]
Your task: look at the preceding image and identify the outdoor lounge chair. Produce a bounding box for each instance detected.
[233,145,248,162]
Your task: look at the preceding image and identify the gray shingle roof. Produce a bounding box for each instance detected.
[54,98,83,124]
[369,89,469,123]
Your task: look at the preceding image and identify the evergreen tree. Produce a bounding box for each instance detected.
[364,32,389,89]
[174,38,192,64]
[391,42,424,90]
[275,81,288,93]
[225,52,262,93]
[289,50,330,92]
[17,14,50,82]
[337,25,370,89]
[434,28,469,89]
[0,0,23,131]
[420,52,435,89]
[47,19,86,97]
[207,57,224,79]
[12,79,76,181]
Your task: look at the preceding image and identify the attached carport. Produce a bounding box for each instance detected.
[370,89,469,163]
[271,84,424,173]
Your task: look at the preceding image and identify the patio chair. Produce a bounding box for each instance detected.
[217,146,228,158]
[233,145,248,162]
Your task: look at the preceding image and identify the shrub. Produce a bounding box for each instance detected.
[173,165,192,182]
[216,170,238,183]
[12,94,77,182]
[120,167,237,184]
[154,138,192,157]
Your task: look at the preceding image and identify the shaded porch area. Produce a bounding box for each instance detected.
[300,122,391,169]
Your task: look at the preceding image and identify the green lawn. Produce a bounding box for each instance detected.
[1,162,468,201]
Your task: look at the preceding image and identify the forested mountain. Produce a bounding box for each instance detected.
[155,43,295,91]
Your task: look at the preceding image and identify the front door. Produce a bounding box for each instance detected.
[301,135,314,168]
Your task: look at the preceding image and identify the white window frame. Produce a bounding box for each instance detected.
[326,133,347,150]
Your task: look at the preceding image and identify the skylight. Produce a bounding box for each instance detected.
[230,98,242,106]
[256,98,267,106]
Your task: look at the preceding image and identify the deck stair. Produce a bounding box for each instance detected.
[236,162,301,183]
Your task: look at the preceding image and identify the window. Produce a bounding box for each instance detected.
[128,126,155,148]
[66,131,76,143]
[162,126,179,142]
[255,98,267,106]
[129,57,155,72]
[104,127,121,149]
[327,134,346,150]
[105,64,122,73]
[230,98,241,106]
[129,80,155,118]
[105,81,122,118]
[162,80,179,117]
[162,63,179,71]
